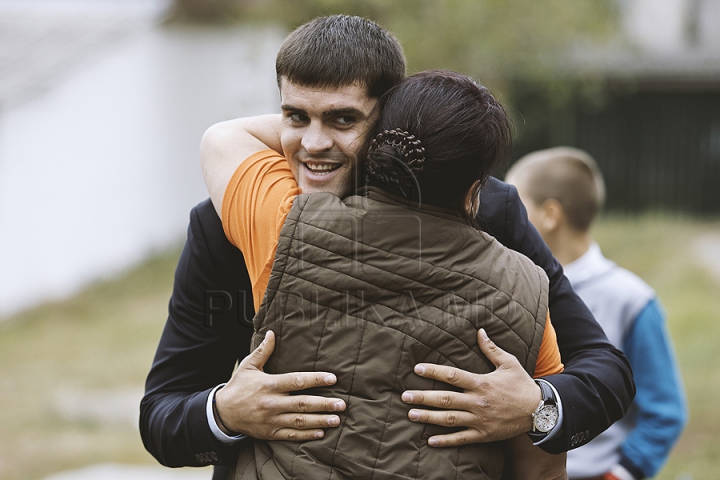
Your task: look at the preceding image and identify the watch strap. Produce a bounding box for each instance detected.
[536,379,555,409]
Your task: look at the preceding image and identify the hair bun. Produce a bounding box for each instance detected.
[366,129,426,187]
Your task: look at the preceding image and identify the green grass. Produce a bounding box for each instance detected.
[1,214,719,479]
[0,247,185,480]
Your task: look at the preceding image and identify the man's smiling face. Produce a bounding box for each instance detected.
[279,78,378,198]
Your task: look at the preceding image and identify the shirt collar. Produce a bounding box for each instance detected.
[563,242,616,289]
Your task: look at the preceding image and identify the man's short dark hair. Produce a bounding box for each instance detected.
[276,15,406,98]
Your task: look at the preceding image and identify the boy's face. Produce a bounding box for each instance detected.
[279,78,378,198]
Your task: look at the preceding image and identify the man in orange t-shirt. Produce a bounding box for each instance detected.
[199,63,570,455]
[205,95,567,474]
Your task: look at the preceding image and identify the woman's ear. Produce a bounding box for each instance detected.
[464,180,483,219]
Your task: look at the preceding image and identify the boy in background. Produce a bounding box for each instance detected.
[506,147,687,480]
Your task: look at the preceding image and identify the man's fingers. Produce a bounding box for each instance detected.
[268,410,347,441]
[273,412,343,430]
[240,330,276,371]
[405,408,476,428]
[269,427,327,442]
[272,370,339,393]
[411,363,476,389]
[401,390,468,409]
[289,394,346,414]
[426,429,483,448]
[263,394,346,416]
[477,328,516,369]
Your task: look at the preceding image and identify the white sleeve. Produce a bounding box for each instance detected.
[206,384,246,444]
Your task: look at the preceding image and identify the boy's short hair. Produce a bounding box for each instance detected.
[508,147,606,232]
[276,15,406,98]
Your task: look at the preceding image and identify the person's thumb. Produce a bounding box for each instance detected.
[477,328,514,369]
[240,330,275,371]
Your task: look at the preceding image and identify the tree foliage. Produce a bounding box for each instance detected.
[173,0,617,84]
[169,0,620,154]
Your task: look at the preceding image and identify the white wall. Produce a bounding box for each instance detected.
[0,21,284,317]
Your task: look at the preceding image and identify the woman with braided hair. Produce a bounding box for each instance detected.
[203,70,567,479]
[362,70,511,222]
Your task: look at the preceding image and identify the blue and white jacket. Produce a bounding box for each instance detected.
[565,244,687,480]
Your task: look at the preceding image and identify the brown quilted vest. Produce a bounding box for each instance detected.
[233,188,549,480]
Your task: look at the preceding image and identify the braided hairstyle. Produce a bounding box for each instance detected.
[366,128,425,188]
[363,70,511,221]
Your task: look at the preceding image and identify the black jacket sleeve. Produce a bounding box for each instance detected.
[477,177,635,454]
[140,199,254,471]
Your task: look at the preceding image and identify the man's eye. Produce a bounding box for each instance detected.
[336,116,356,126]
[288,113,307,123]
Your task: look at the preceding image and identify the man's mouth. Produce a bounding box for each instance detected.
[303,162,342,175]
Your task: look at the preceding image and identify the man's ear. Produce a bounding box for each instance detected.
[539,198,564,233]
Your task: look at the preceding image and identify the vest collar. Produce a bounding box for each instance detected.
[355,186,472,226]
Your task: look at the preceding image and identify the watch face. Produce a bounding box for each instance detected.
[534,405,559,433]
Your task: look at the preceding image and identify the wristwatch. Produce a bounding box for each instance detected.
[528,380,559,441]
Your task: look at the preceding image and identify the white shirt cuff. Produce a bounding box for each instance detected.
[531,378,564,446]
[206,383,246,444]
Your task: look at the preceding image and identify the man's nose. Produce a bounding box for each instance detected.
[301,123,333,153]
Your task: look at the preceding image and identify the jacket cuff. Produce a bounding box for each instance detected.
[187,388,241,467]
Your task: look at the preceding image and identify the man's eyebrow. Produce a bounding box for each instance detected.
[322,107,367,119]
[280,104,305,112]
[280,104,367,118]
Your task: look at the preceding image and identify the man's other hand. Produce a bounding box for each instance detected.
[401,328,542,446]
[214,330,346,441]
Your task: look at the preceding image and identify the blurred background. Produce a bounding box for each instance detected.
[0,0,718,479]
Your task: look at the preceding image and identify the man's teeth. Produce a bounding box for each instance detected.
[305,163,340,174]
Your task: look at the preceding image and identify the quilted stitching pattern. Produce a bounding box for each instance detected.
[243,190,549,480]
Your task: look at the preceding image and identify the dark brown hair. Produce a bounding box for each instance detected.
[364,70,511,220]
[276,15,406,98]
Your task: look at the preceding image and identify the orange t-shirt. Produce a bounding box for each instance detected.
[222,150,301,311]
[534,312,562,377]
[222,150,563,377]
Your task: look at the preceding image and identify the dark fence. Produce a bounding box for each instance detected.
[511,90,720,214]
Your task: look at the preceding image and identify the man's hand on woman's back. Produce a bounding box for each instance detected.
[215,330,347,441]
[401,328,542,445]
